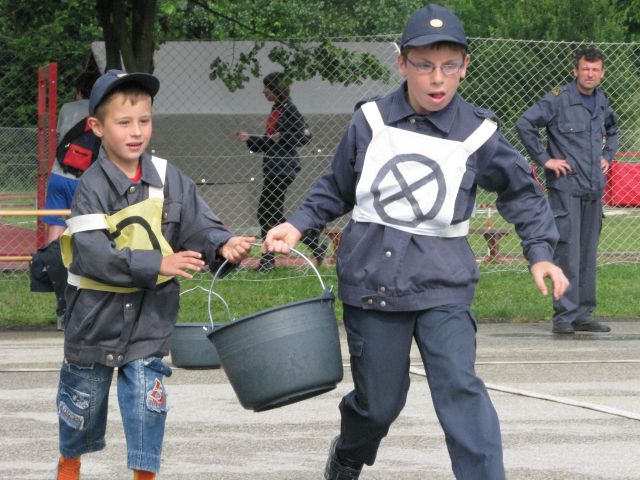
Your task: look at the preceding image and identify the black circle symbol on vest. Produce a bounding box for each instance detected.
[371,153,446,227]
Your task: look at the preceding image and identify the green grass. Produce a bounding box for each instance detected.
[1,263,638,328]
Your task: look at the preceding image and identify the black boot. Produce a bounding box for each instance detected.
[314,241,329,267]
[256,253,275,273]
[324,437,362,480]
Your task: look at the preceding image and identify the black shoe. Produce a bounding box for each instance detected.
[314,241,329,267]
[256,254,275,273]
[572,321,611,332]
[324,436,362,480]
[552,323,575,334]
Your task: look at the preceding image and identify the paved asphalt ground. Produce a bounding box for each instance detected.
[1,320,639,480]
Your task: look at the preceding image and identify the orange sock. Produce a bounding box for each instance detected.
[57,456,81,480]
[133,470,156,480]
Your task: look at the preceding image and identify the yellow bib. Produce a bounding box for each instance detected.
[61,157,174,293]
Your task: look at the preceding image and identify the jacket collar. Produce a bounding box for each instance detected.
[98,149,163,196]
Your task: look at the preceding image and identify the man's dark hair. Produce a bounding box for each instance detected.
[75,71,100,99]
[573,48,605,69]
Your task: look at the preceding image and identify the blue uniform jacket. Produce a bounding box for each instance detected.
[288,83,558,312]
[516,80,618,194]
[64,150,233,367]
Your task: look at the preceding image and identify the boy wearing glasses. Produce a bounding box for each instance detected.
[265,4,568,479]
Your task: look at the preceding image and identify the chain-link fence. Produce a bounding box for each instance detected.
[2,36,640,279]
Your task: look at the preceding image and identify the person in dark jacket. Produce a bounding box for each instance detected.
[236,72,327,272]
[264,4,569,479]
[516,47,617,334]
[54,70,254,480]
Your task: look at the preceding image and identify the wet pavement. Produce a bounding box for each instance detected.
[1,320,639,479]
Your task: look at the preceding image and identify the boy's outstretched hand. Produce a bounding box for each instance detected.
[530,261,570,300]
[220,236,256,263]
[160,250,206,279]
[263,222,302,254]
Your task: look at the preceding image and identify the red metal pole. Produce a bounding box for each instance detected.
[36,63,57,249]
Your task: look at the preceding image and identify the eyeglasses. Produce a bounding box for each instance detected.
[404,57,464,76]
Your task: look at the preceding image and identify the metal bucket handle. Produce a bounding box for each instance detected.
[206,288,233,331]
[208,243,331,326]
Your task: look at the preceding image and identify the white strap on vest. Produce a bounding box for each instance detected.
[361,102,385,133]
[462,119,497,154]
[66,156,168,233]
[149,156,167,199]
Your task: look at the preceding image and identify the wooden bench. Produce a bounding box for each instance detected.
[469,227,512,262]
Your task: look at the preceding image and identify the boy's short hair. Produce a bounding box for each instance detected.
[89,69,160,116]
[401,3,468,50]
[573,47,605,69]
[74,71,100,99]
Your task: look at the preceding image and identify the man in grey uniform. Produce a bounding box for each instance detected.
[517,47,617,334]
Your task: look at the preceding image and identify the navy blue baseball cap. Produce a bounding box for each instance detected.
[89,69,160,115]
[401,4,468,49]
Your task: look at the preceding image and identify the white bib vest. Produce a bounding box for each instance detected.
[352,102,497,237]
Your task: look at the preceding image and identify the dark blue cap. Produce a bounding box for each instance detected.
[401,4,468,49]
[89,69,160,115]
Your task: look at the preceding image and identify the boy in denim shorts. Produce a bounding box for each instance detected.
[265,4,569,479]
[54,70,254,480]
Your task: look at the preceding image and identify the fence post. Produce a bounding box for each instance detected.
[36,63,57,249]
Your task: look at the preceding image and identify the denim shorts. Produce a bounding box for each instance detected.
[57,357,172,473]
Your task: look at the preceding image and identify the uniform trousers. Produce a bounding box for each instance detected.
[336,303,505,479]
[548,188,602,327]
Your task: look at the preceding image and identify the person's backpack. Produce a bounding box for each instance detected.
[56,117,101,177]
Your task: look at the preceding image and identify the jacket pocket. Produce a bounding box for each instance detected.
[558,122,586,134]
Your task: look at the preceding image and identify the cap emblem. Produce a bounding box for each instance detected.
[430,19,443,28]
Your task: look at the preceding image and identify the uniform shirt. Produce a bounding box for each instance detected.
[64,149,233,367]
[246,100,309,177]
[288,83,558,312]
[516,80,618,194]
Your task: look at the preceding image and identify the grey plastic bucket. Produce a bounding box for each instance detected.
[170,291,231,369]
[170,322,223,368]
[207,248,343,412]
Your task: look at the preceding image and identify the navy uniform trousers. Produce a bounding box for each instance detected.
[548,188,602,327]
[336,303,505,480]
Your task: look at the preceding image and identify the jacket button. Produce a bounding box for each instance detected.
[409,118,416,124]
[385,251,392,257]
[117,355,123,361]
[125,303,133,310]
[106,354,114,362]
[367,299,373,305]
[129,186,136,193]
[380,301,386,308]
[379,286,386,293]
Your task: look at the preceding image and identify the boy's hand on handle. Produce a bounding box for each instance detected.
[160,250,205,279]
[263,222,302,254]
[220,236,256,263]
[530,261,570,300]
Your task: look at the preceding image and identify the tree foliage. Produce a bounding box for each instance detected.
[1,0,640,126]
